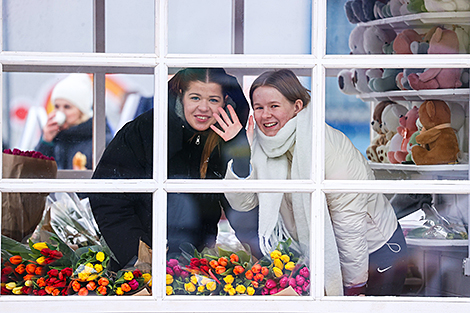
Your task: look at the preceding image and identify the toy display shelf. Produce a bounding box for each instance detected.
[406,237,468,247]
[358,88,470,103]
[356,12,470,30]
[369,162,468,179]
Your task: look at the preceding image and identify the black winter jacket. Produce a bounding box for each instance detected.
[89,74,253,270]
[35,118,113,170]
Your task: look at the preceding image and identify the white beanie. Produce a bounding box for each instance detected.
[51,73,93,119]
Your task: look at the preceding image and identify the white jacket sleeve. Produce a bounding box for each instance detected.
[325,126,372,287]
[224,159,259,212]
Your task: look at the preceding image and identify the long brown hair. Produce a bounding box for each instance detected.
[170,68,232,178]
[249,69,311,108]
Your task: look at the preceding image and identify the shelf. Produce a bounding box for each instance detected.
[357,12,470,30]
[369,162,468,179]
[406,237,468,247]
[358,88,469,102]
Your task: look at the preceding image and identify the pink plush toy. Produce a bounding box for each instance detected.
[393,29,423,54]
[408,27,463,90]
[392,106,419,163]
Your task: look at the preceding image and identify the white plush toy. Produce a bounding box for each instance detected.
[337,69,360,95]
[454,25,470,54]
[424,0,470,11]
[349,26,367,54]
[377,102,409,163]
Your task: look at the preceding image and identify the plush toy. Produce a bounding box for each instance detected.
[407,27,463,90]
[390,0,404,15]
[354,68,375,93]
[447,101,466,149]
[368,68,402,92]
[424,0,470,12]
[366,100,394,162]
[337,69,360,95]
[392,106,419,163]
[345,0,384,23]
[375,0,393,18]
[363,26,397,54]
[407,0,428,12]
[411,100,460,165]
[454,25,470,54]
[393,29,423,54]
[381,102,409,164]
[406,118,423,162]
[398,0,412,15]
[349,26,367,54]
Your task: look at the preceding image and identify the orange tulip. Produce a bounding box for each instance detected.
[230,254,239,263]
[251,264,261,274]
[78,287,88,296]
[52,288,60,296]
[9,255,22,265]
[261,267,269,276]
[97,285,107,295]
[252,281,259,288]
[209,260,219,269]
[35,266,43,275]
[254,273,264,282]
[23,274,35,281]
[233,265,245,275]
[25,263,37,274]
[45,286,55,294]
[218,257,228,267]
[36,277,46,287]
[15,264,26,274]
[86,281,97,291]
[98,277,109,286]
[215,266,226,275]
[72,280,81,292]
[121,283,132,293]
[245,270,253,280]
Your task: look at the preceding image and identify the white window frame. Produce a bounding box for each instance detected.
[1,0,470,312]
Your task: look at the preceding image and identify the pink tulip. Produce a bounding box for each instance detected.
[300,267,309,278]
[265,279,277,289]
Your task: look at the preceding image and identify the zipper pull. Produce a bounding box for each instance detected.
[195,135,200,145]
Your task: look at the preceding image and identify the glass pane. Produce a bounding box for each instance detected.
[3,0,93,52]
[166,192,311,296]
[327,0,470,55]
[167,67,312,181]
[105,0,155,53]
[326,67,469,181]
[1,192,152,296]
[325,192,470,297]
[168,0,312,55]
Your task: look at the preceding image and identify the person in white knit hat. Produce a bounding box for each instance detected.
[35,73,113,170]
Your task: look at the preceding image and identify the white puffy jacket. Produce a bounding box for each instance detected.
[225,124,397,288]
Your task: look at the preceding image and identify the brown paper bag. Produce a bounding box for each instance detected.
[2,153,58,241]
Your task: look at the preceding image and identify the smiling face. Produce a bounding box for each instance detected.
[252,86,303,136]
[54,98,84,129]
[182,81,226,131]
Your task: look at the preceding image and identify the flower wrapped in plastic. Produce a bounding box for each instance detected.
[113,268,152,296]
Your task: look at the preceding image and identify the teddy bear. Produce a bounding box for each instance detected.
[407,27,463,90]
[366,100,393,162]
[363,26,397,54]
[424,0,470,11]
[368,68,402,92]
[393,29,423,54]
[391,106,419,163]
[337,69,360,95]
[345,0,384,23]
[411,100,460,165]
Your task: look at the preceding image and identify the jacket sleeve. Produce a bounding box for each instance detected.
[35,138,55,159]
[88,111,153,270]
[324,126,371,288]
[224,159,259,212]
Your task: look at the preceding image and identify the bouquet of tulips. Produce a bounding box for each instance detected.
[166,239,310,296]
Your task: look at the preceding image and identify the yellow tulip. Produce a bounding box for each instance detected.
[190,275,198,285]
[206,281,216,291]
[115,287,124,295]
[166,286,173,295]
[12,287,23,295]
[236,285,246,294]
[285,262,296,271]
[36,256,46,265]
[5,282,16,290]
[142,273,152,284]
[84,263,94,274]
[94,264,103,273]
[227,287,236,296]
[166,274,174,285]
[270,250,282,259]
[78,272,89,281]
[25,280,33,287]
[281,254,290,263]
[32,242,48,251]
[274,259,284,270]
[87,274,98,281]
[247,286,255,296]
[123,271,134,281]
[223,275,234,284]
[96,251,105,262]
[224,284,233,292]
[197,285,205,292]
[273,267,284,278]
[184,282,196,293]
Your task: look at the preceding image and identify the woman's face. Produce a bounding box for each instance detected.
[252,86,303,137]
[54,98,84,129]
[182,81,226,131]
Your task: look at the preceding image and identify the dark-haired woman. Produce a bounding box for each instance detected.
[89,68,255,271]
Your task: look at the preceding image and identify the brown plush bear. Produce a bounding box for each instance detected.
[411,100,459,165]
[366,100,393,162]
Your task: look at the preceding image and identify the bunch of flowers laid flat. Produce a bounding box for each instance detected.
[3,148,55,161]
[113,268,152,296]
[166,240,310,296]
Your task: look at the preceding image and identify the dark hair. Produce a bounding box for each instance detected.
[249,69,311,108]
[169,68,232,178]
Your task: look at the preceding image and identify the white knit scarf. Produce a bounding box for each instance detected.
[251,105,343,296]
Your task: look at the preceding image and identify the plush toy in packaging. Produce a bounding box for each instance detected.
[411,100,459,165]
[2,149,57,242]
